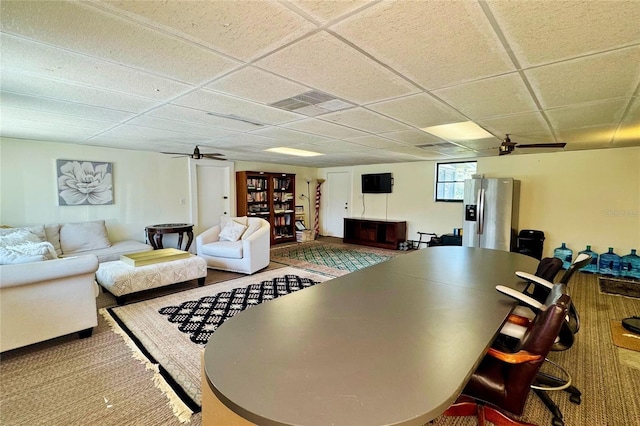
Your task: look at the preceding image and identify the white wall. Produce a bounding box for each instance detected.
[1,138,192,244]
[3,138,638,259]
[321,147,639,258]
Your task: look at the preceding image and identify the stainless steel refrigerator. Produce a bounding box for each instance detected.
[462,177,520,251]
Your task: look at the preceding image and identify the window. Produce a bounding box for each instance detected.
[435,161,477,202]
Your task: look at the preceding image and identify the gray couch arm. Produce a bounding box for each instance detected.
[0,255,99,289]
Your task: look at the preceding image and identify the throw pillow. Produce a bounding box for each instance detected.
[220,216,248,229]
[60,220,112,254]
[241,220,261,240]
[218,220,247,242]
[44,223,63,256]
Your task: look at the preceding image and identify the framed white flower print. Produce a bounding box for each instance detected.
[56,160,114,205]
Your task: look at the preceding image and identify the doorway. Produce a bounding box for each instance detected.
[323,171,350,237]
[190,162,234,236]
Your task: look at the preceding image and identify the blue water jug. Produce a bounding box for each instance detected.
[621,249,640,280]
[553,243,573,270]
[578,245,599,274]
[599,247,621,277]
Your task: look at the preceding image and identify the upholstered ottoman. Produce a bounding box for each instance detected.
[96,255,207,304]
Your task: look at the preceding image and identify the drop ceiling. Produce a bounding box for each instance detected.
[1,0,638,167]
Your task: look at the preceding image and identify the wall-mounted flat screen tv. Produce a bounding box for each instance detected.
[362,173,393,194]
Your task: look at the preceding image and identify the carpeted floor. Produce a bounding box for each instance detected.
[2,242,640,426]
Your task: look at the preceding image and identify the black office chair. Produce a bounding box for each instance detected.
[444,294,571,426]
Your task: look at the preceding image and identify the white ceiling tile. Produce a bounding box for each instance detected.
[1,106,114,131]
[0,123,93,142]
[213,133,279,148]
[1,1,239,85]
[0,69,159,113]
[526,47,640,108]
[290,1,373,24]
[367,93,466,128]
[345,135,405,149]
[248,126,328,143]
[93,124,212,143]
[433,73,538,119]
[205,66,308,104]
[1,35,191,100]
[255,32,419,104]
[319,108,411,133]
[0,92,135,122]
[379,130,446,146]
[308,140,371,153]
[1,117,100,136]
[99,0,317,61]
[456,137,502,151]
[546,99,630,130]
[558,125,618,146]
[147,105,259,132]
[488,0,640,67]
[172,89,303,125]
[281,118,367,139]
[125,116,238,139]
[331,1,514,89]
[477,112,552,139]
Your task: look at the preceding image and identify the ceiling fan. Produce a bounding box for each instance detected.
[499,134,567,156]
[162,145,226,161]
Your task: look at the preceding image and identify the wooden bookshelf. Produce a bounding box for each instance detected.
[236,171,296,245]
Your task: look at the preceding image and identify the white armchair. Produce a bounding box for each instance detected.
[196,217,270,274]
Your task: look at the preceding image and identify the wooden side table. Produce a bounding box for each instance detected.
[145,223,194,251]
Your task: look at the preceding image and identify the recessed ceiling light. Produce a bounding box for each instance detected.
[265,147,323,157]
[421,121,493,141]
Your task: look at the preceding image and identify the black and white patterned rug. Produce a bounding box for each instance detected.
[158,274,319,345]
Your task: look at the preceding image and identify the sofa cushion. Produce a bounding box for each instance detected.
[60,220,111,254]
[61,240,152,263]
[219,220,247,242]
[44,223,63,256]
[200,241,243,259]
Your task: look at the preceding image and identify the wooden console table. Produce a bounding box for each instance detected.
[343,218,406,250]
[145,223,194,251]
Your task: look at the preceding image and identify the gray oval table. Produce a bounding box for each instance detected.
[203,246,538,426]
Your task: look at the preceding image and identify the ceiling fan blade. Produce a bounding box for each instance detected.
[161,151,189,156]
[517,143,567,149]
[201,154,226,160]
[498,149,512,156]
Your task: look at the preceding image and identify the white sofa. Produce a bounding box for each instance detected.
[0,220,152,351]
[0,254,99,352]
[196,217,270,274]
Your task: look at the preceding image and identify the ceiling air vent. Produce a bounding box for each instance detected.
[416,142,456,150]
[269,90,354,116]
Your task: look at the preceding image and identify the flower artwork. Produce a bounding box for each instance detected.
[56,160,113,205]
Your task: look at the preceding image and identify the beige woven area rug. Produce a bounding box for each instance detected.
[100,266,331,423]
